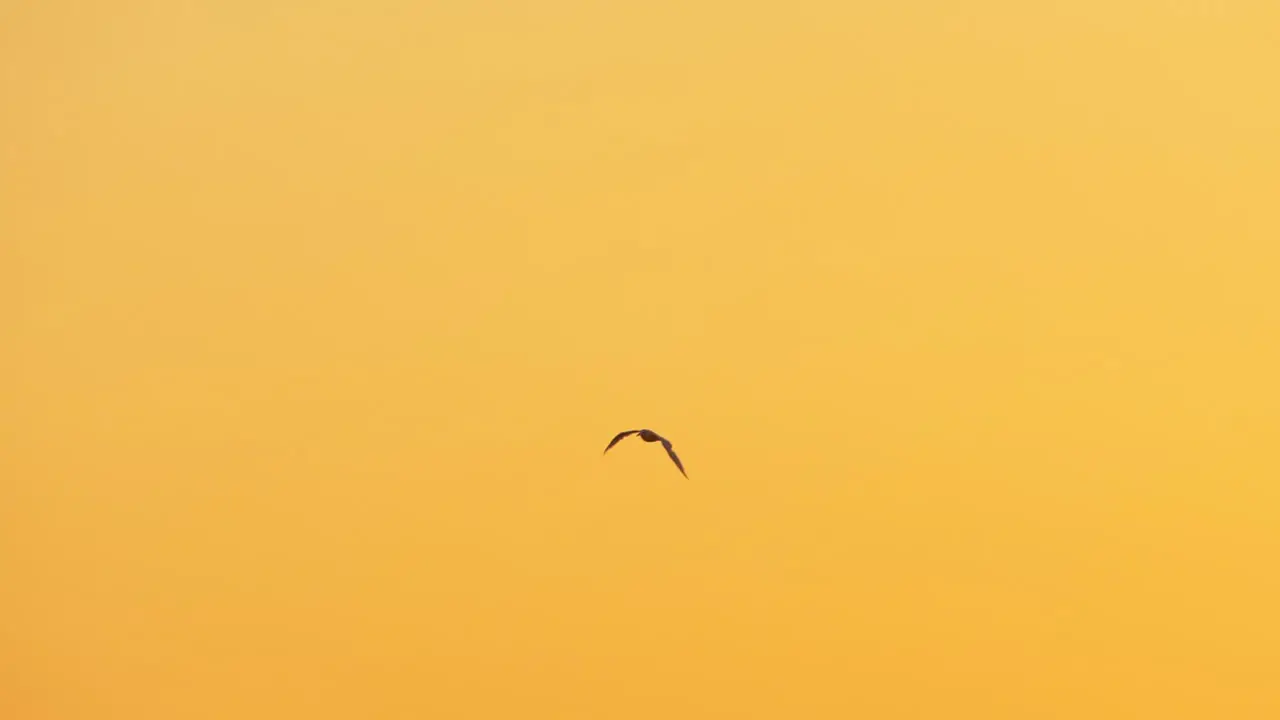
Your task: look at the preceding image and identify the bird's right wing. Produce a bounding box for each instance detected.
[603,430,640,454]
[660,438,688,478]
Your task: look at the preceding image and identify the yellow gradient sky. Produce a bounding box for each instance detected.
[5,2,1279,717]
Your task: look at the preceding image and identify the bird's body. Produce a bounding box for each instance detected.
[603,428,688,478]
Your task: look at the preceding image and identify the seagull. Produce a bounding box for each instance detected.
[603,429,688,478]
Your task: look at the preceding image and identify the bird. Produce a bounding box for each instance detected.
[603,428,688,478]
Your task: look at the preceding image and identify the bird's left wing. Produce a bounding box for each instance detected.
[603,430,640,454]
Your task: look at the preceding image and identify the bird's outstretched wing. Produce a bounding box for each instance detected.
[603,430,640,454]
[660,438,688,478]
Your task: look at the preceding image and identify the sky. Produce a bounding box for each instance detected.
[4,1,1279,717]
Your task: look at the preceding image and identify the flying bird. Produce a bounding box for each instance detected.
[603,429,688,478]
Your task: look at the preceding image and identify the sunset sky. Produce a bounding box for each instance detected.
[5,1,1279,717]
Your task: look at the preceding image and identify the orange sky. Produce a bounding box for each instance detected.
[5,2,1279,717]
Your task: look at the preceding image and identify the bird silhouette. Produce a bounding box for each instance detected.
[603,429,688,478]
